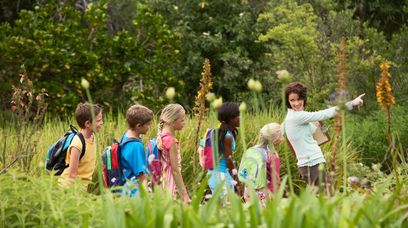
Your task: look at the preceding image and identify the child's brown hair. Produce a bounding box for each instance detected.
[75,102,102,128]
[126,105,153,129]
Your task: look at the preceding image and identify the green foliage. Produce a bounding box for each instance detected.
[0,1,182,113]
[257,0,333,109]
[1,0,408,114]
[1,171,407,227]
[147,0,271,105]
[348,105,408,166]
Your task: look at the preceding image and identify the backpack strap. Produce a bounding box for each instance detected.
[120,137,141,147]
[252,146,268,161]
[76,132,86,160]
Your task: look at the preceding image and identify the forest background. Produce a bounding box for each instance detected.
[1,0,408,165]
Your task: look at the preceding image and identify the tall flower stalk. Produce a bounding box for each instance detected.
[331,38,347,190]
[276,70,294,195]
[193,58,213,172]
[376,62,399,186]
[376,62,395,147]
[81,78,105,194]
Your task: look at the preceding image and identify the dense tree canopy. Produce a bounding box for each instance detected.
[0,0,407,112]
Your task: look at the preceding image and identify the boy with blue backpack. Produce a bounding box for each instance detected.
[57,102,103,192]
[119,104,153,196]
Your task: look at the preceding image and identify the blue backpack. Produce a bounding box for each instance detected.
[102,137,141,188]
[45,125,86,175]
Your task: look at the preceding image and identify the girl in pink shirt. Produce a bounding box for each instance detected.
[157,104,190,203]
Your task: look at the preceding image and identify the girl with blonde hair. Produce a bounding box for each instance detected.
[238,122,282,205]
[157,104,190,203]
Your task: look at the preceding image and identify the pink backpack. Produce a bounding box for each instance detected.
[198,128,217,169]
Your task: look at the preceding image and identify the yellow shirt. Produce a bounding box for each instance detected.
[58,134,96,191]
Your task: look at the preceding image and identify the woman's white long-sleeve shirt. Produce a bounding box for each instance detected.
[283,107,337,167]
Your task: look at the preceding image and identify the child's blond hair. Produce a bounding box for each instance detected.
[157,104,185,135]
[156,104,185,152]
[257,123,281,152]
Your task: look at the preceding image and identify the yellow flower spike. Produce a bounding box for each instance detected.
[376,61,395,111]
[193,58,213,166]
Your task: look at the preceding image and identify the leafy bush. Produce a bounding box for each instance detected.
[0,1,183,113]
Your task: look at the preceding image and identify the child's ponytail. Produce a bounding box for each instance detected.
[217,102,239,154]
[156,104,185,150]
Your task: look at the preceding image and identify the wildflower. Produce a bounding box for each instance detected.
[81,78,90,89]
[276,70,291,82]
[206,92,215,102]
[231,168,238,176]
[231,180,238,186]
[212,97,223,109]
[193,58,213,155]
[247,78,256,90]
[165,87,176,100]
[253,80,262,92]
[376,61,395,111]
[239,102,247,112]
[204,194,212,199]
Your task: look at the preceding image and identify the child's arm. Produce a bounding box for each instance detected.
[67,147,81,181]
[169,143,190,203]
[224,136,242,195]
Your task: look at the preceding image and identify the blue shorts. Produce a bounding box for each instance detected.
[207,170,234,196]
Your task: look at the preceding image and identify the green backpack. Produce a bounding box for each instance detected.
[238,147,267,189]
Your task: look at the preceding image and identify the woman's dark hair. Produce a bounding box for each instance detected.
[217,102,239,154]
[284,82,307,109]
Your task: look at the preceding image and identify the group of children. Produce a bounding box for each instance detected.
[57,81,365,205]
[57,101,282,204]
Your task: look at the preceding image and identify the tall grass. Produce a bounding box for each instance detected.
[1,107,362,193]
[1,108,407,226]
[1,170,407,227]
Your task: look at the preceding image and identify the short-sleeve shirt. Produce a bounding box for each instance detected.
[120,134,148,182]
[58,134,96,191]
[160,130,181,197]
